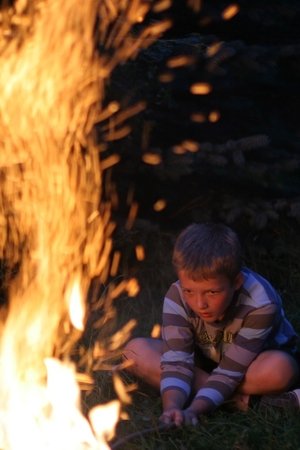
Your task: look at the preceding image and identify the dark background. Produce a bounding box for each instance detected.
[101,0,300,234]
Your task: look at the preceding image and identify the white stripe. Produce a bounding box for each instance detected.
[161,350,194,365]
[160,377,191,396]
[238,325,272,339]
[164,296,187,318]
[241,272,270,307]
[213,367,243,378]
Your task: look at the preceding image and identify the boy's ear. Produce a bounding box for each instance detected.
[234,272,244,290]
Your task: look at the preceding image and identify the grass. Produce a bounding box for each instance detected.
[83,219,300,450]
[112,404,300,449]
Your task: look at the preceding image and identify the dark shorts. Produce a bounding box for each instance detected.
[286,350,300,369]
[194,348,218,373]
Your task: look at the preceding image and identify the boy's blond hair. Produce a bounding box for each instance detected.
[172,223,243,282]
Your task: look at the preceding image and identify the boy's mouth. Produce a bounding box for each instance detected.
[199,312,212,319]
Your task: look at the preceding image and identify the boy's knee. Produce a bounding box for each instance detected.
[256,351,299,390]
[122,337,162,388]
[122,337,150,373]
[241,351,299,395]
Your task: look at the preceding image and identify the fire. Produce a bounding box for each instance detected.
[190,82,212,95]
[222,4,240,21]
[153,199,167,212]
[68,278,85,332]
[0,0,171,449]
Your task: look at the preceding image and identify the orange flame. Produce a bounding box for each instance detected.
[68,279,85,332]
[0,0,171,448]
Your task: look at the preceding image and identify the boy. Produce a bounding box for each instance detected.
[123,223,300,426]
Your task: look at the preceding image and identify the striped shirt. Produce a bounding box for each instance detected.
[161,268,299,411]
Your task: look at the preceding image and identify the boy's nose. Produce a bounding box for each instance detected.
[196,294,208,309]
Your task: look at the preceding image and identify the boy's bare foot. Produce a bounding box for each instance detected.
[223,393,250,412]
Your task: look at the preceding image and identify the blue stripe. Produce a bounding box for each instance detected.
[195,387,224,405]
[161,377,191,396]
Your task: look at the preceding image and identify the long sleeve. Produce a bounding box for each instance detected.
[160,282,195,402]
[195,302,278,409]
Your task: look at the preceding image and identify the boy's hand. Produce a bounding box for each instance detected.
[159,408,199,427]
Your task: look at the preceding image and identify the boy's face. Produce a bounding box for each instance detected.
[178,270,243,323]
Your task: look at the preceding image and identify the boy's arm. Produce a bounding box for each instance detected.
[160,283,196,425]
[162,389,186,410]
[160,389,199,427]
[193,303,278,412]
[185,397,213,416]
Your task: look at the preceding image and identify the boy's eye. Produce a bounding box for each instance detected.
[183,289,193,295]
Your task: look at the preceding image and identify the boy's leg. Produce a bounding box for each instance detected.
[192,349,300,411]
[123,342,300,409]
[245,350,300,410]
[122,337,163,389]
[238,350,299,395]
[123,338,212,393]
[234,349,300,411]
[193,350,299,396]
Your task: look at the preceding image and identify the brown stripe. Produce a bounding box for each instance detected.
[163,313,189,327]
